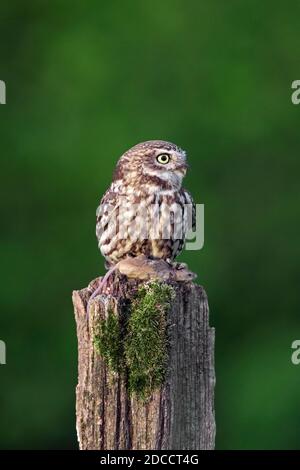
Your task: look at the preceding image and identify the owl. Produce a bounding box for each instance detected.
[96,140,195,270]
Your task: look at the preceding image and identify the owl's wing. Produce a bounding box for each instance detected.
[181,188,196,232]
[96,187,119,249]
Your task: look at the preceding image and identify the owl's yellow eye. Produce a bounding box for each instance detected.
[156,153,170,164]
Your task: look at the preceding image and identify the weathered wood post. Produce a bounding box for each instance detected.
[72,268,215,450]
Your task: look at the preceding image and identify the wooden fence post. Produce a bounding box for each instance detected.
[72,275,215,450]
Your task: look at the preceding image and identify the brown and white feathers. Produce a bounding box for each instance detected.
[96,140,195,267]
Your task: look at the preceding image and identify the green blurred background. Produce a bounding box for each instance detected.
[1,0,300,449]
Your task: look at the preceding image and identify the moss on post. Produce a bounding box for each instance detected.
[93,309,124,373]
[93,281,175,400]
[125,281,175,401]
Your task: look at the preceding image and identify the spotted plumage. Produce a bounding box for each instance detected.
[96,140,195,268]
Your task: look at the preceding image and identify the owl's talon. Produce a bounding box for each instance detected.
[176,262,188,270]
[86,263,120,319]
[167,261,188,271]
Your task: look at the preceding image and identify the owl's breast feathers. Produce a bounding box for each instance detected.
[96,184,195,266]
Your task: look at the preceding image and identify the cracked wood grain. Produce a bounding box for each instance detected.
[72,277,215,450]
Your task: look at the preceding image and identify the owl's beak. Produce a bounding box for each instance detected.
[176,163,188,176]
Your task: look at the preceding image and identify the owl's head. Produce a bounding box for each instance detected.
[113,140,188,191]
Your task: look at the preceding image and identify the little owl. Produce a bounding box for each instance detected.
[90,140,195,303]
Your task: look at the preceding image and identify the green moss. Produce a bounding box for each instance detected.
[93,309,124,373]
[125,281,175,401]
[93,281,175,401]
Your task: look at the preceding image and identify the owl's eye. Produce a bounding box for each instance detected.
[156,153,170,164]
